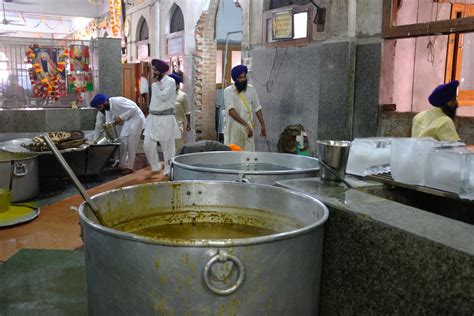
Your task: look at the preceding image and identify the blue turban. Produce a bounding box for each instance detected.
[90,93,109,108]
[231,65,247,81]
[428,80,459,107]
[151,59,169,73]
[169,73,182,84]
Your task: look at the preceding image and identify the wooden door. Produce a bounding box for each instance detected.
[122,64,137,103]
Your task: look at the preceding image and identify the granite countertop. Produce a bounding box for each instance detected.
[276,176,474,255]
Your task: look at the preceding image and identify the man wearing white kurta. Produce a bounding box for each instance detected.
[224,64,267,151]
[90,94,145,175]
[143,59,181,179]
[93,110,122,167]
[169,73,191,154]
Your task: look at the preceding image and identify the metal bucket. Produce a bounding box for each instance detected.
[102,122,119,142]
[171,151,320,185]
[0,151,39,202]
[315,140,351,182]
[78,181,329,315]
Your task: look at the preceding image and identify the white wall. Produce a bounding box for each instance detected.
[126,1,154,63]
[216,0,242,42]
[160,0,208,57]
[356,0,382,37]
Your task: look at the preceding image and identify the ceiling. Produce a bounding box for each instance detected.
[0,0,108,38]
[2,0,106,18]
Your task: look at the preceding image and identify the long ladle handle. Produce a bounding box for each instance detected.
[43,133,102,217]
[318,158,354,189]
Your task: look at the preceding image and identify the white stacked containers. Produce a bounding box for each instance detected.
[390,138,439,186]
[460,151,474,200]
[346,138,392,177]
[425,146,474,200]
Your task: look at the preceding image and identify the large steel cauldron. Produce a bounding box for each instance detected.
[79,181,329,315]
[171,151,320,184]
[0,151,39,202]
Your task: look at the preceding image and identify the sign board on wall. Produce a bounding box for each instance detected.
[272,9,293,40]
[137,43,149,60]
[167,36,183,56]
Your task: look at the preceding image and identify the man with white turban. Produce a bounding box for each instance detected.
[223,64,267,151]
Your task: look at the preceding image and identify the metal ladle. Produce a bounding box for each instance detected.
[43,133,105,225]
[317,158,354,189]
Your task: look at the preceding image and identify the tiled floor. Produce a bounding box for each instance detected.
[0,156,167,262]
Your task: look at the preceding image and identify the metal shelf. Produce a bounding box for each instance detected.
[365,173,465,201]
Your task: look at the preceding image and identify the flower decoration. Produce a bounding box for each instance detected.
[25,45,69,101]
[109,0,122,38]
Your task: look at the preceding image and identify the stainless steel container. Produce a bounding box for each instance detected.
[0,137,118,177]
[79,181,329,315]
[315,140,351,182]
[171,151,320,185]
[0,151,39,202]
[102,122,119,142]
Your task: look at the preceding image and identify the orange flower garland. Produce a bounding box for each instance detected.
[109,0,122,37]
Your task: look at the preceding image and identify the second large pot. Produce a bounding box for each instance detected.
[79,181,329,315]
[0,151,39,202]
[171,151,320,184]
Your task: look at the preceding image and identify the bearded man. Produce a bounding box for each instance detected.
[223,64,267,151]
[142,59,180,180]
[412,80,461,142]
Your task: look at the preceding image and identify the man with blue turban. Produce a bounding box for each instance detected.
[223,64,267,151]
[90,93,146,175]
[143,59,180,180]
[411,80,461,141]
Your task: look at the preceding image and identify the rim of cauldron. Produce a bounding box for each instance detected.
[78,180,329,247]
[171,152,320,176]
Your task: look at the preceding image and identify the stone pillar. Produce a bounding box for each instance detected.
[150,0,161,58]
[97,38,122,98]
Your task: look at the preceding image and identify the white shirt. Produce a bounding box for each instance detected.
[93,111,110,140]
[144,75,180,141]
[139,76,149,95]
[106,97,145,137]
[175,90,190,124]
[224,83,261,132]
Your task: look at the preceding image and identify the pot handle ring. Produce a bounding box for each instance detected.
[13,163,28,177]
[203,250,245,296]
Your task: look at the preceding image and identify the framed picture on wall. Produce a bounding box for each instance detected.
[272,9,293,40]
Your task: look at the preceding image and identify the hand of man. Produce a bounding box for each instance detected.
[114,116,123,125]
[186,124,191,131]
[260,127,267,138]
[245,125,253,138]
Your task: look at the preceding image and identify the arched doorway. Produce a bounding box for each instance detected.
[136,17,149,62]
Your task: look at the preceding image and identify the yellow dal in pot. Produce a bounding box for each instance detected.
[110,208,303,241]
